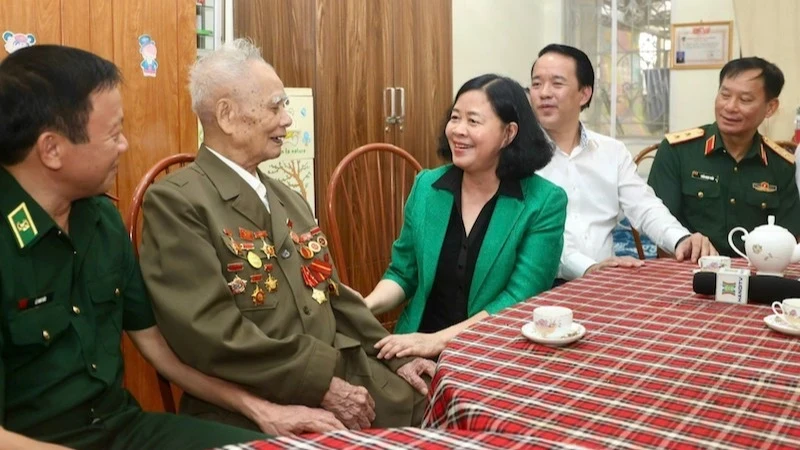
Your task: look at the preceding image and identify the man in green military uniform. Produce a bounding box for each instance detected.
[0,45,344,450]
[648,57,800,256]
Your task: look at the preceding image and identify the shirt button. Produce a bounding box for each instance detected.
[57,230,62,236]
[91,363,98,371]
[697,191,704,199]
[72,305,81,315]
[73,250,77,255]
[42,330,50,341]
[733,166,739,173]
[303,306,311,315]
[730,198,736,205]
[114,288,121,297]
[761,202,767,210]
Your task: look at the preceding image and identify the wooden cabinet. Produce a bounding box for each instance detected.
[1,0,196,412]
[235,0,452,294]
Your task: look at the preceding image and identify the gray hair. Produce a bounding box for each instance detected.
[189,38,271,121]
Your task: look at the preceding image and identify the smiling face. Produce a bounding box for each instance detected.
[529,52,592,134]
[58,87,128,197]
[230,61,293,165]
[444,89,513,175]
[714,69,778,139]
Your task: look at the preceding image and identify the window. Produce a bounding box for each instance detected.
[564,0,671,140]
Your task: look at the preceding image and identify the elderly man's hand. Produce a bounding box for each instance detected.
[396,358,436,396]
[374,332,446,360]
[247,403,345,437]
[320,377,375,430]
[675,232,717,263]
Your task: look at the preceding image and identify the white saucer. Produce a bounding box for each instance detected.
[764,315,800,337]
[521,322,586,346]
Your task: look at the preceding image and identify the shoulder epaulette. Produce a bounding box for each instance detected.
[665,128,705,145]
[761,136,796,165]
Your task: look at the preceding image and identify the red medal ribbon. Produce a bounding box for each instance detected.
[239,227,255,241]
[250,274,263,282]
[310,226,321,235]
[309,259,333,278]
[227,262,244,272]
[254,230,268,239]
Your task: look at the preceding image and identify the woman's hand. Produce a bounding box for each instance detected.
[374,332,447,360]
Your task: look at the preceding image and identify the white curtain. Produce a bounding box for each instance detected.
[733,0,800,141]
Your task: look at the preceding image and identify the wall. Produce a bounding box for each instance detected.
[451,0,562,95]
[670,0,739,132]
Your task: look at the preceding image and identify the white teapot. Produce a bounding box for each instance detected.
[728,215,800,276]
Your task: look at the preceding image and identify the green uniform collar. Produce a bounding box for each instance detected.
[706,122,767,165]
[0,166,100,251]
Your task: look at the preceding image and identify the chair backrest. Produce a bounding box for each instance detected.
[326,143,422,331]
[629,143,661,260]
[125,152,195,414]
[127,153,196,257]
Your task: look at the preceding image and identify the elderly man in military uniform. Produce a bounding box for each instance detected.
[648,57,800,256]
[138,39,433,433]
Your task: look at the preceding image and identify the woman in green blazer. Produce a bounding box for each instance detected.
[364,74,567,360]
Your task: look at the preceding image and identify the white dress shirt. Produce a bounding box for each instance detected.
[206,146,271,212]
[537,126,690,280]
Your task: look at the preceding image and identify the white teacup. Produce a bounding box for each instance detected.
[772,298,800,328]
[533,306,573,339]
[698,255,732,271]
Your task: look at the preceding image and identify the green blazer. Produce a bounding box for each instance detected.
[385,165,567,334]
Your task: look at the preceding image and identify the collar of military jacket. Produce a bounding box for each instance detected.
[705,123,768,166]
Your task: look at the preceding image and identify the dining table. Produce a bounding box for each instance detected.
[422,259,800,449]
[211,426,576,449]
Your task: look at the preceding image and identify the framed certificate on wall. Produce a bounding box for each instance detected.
[671,21,733,70]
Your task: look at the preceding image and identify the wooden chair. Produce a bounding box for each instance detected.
[326,143,423,332]
[125,152,196,413]
[630,144,659,260]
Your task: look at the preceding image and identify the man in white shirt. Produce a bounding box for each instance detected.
[530,44,716,281]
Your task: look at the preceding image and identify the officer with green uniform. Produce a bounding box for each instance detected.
[648,57,800,256]
[0,45,269,449]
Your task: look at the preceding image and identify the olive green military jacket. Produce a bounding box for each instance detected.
[648,123,800,256]
[139,146,416,422]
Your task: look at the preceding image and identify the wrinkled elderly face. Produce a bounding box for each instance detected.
[230,61,292,163]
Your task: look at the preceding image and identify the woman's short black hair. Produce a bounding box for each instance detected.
[0,45,121,166]
[437,74,553,180]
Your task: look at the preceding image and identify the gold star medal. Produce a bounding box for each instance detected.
[265,273,278,293]
[311,288,327,304]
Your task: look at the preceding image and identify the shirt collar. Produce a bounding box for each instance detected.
[206,146,268,198]
[542,122,591,155]
[706,122,768,166]
[432,165,523,199]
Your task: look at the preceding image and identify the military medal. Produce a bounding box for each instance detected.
[227,275,247,295]
[223,229,242,256]
[251,285,265,306]
[311,288,328,304]
[247,251,263,269]
[328,280,340,296]
[308,241,322,253]
[309,258,333,279]
[227,262,244,272]
[317,236,328,248]
[299,245,314,260]
[290,231,300,244]
[263,244,277,259]
[250,273,263,283]
[300,232,313,243]
[265,274,278,292]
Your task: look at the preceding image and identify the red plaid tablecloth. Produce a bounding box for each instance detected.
[424,259,800,449]
[213,427,571,450]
